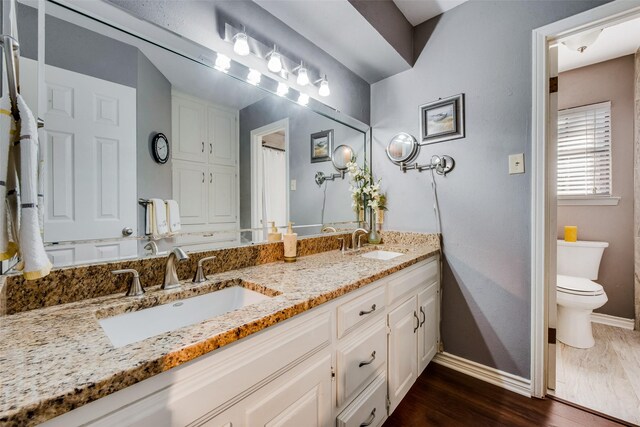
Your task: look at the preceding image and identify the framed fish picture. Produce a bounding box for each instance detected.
[310,129,333,163]
[419,93,465,145]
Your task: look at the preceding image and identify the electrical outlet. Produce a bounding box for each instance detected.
[290,179,297,191]
[509,153,525,174]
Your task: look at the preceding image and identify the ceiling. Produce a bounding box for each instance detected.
[392,0,468,26]
[254,0,412,83]
[559,16,640,72]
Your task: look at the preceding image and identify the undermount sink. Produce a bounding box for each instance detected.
[99,286,271,348]
[361,250,404,261]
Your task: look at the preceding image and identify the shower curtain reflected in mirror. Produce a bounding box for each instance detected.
[261,147,287,239]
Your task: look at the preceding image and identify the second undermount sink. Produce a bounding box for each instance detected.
[361,250,404,261]
[99,286,271,348]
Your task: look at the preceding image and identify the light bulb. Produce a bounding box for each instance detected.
[296,67,309,86]
[298,93,309,106]
[247,69,261,86]
[214,53,231,72]
[233,33,250,56]
[267,51,283,73]
[276,82,289,97]
[318,77,330,97]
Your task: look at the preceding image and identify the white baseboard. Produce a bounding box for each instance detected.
[433,352,531,397]
[591,313,635,330]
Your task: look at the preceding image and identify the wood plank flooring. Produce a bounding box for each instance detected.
[384,363,626,427]
[555,323,640,425]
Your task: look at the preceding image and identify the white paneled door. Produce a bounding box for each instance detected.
[43,65,137,264]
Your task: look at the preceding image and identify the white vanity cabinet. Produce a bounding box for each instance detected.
[42,256,440,427]
[387,260,440,413]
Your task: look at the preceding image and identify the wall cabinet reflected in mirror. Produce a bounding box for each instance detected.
[12,0,369,268]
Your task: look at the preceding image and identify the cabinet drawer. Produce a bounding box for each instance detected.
[388,259,438,305]
[336,372,387,427]
[336,321,387,406]
[337,286,386,338]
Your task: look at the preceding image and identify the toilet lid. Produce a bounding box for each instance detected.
[557,275,604,296]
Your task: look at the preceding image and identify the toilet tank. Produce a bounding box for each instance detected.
[557,240,608,280]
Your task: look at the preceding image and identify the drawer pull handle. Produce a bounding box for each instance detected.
[360,408,376,427]
[358,351,376,368]
[420,307,426,327]
[202,141,205,152]
[359,304,376,316]
[413,311,419,333]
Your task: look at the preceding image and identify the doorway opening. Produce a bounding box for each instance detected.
[250,119,290,242]
[532,3,640,424]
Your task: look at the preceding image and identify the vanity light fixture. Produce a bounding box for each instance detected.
[233,31,250,56]
[294,62,309,86]
[267,46,283,73]
[214,53,231,72]
[297,93,309,106]
[317,75,330,97]
[276,82,289,97]
[247,68,261,86]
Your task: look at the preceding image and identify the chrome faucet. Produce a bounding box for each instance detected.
[322,226,337,233]
[112,269,145,297]
[351,228,368,250]
[162,247,189,290]
[144,241,159,256]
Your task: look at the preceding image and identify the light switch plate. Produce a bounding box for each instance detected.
[509,153,525,174]
[290,179,297,191]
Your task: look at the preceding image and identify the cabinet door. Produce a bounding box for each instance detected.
[173,160,208,225]
[209,166,238,224]
[208,107,237,166]
[418,282,439,374]
[243,353,332,427]
[172,95,207,162]
[387,296,418,414]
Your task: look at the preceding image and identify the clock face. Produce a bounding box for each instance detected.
[152,133,170,164]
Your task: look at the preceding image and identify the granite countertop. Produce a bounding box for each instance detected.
[0,237,439,425]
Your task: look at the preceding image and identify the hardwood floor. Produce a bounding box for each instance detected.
[384,363,627,427]
[555,323,640,425]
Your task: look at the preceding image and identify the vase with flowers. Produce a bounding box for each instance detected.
[346,160,384,244]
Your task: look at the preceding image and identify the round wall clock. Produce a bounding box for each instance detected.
[152,133,170,164]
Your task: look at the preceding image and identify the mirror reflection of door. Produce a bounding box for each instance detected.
[251,119,289,241]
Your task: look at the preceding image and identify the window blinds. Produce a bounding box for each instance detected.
[557,101,611,197]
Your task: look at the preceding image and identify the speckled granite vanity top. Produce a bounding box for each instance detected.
[0,232,439,425]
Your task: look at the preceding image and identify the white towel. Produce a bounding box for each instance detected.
[146,198,169,239]
[0,96,16,260]
[165,200,181,234]
[16,95,51,280]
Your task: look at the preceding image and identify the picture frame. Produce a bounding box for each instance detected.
[419,93,465,145]
[310,129,333,163]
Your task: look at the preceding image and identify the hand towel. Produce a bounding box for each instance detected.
[165,199,181,234]
[16,95,51,280]
[147,198,169,239]
[0,96,16,260]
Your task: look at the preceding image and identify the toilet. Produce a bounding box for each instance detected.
[556,240,609,349]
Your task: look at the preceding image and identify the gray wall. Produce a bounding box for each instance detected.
[371,0,608,378]
[239,95,365,230]
[106,0,371,124]
[557,55,635,319]
[136,51,173,239]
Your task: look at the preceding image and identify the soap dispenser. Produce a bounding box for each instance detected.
[283,222,297,263]
[268,221,282,243]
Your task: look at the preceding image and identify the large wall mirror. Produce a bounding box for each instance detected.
[13,0,370,268]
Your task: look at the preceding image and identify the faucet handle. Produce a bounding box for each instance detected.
[112,269,145,297]
[193,255,217,283]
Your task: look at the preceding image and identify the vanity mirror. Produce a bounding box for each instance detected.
[386,132,419,164]
[11,0,370,268]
